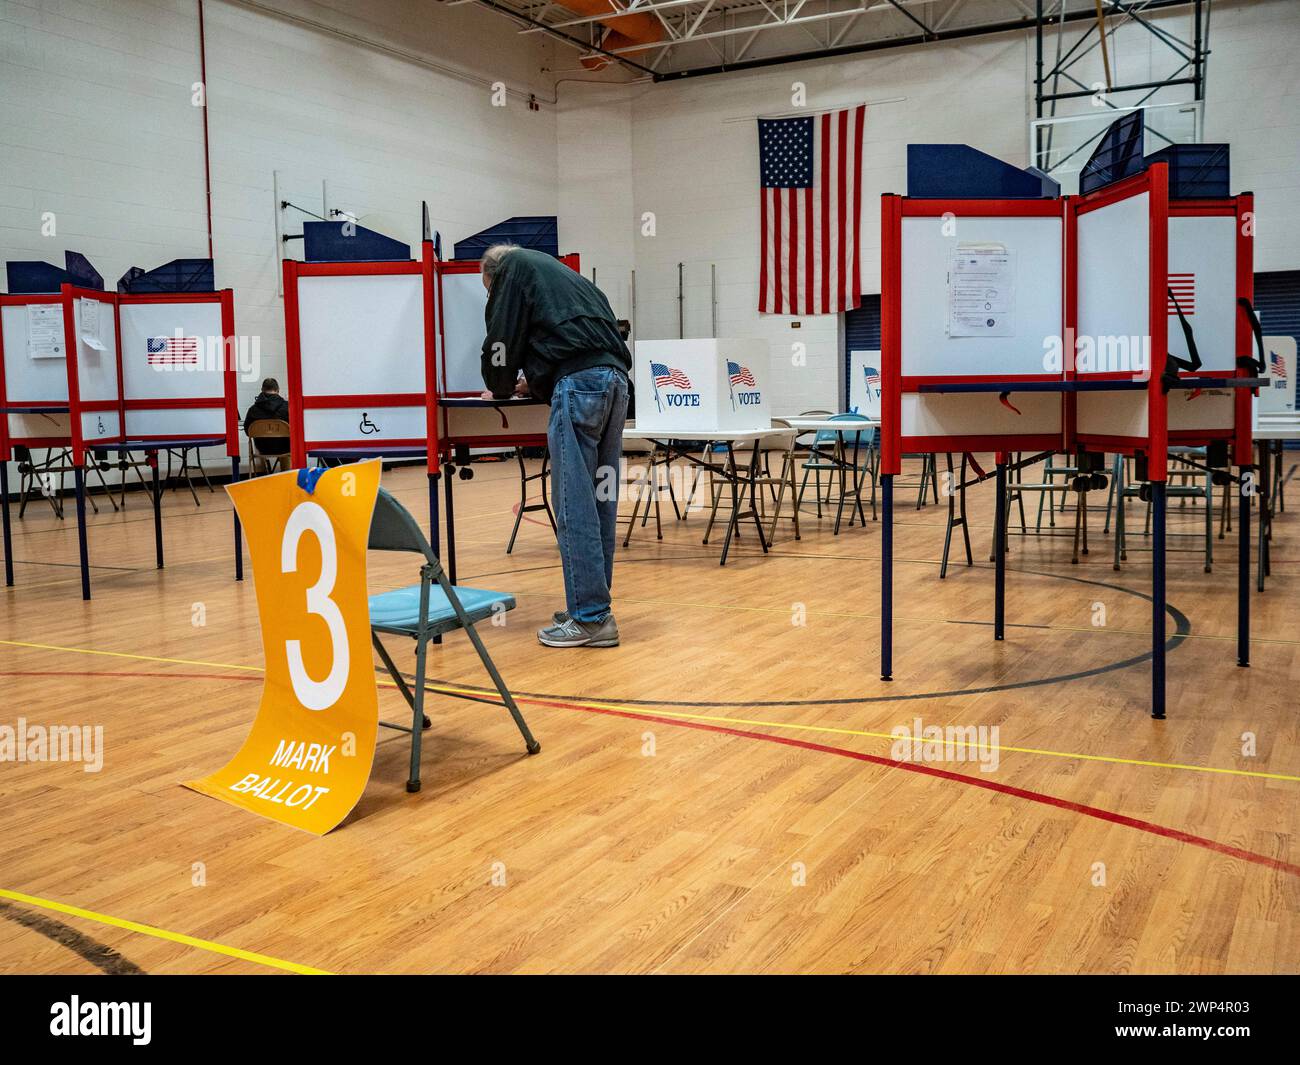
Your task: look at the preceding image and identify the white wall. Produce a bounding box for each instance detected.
[3,0,1297,444]
[560,0,1300,415]
[1,0,560,482]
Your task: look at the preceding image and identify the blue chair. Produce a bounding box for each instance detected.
[368,487,540,792]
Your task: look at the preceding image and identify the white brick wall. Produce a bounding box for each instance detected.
[1,0,559,485]
[560,0,1300,415]
[3,0,1297,457]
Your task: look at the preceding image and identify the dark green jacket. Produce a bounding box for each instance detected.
[480,248,631,403]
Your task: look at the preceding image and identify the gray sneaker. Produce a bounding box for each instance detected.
[552,610,570,625]
[537,614,619,648]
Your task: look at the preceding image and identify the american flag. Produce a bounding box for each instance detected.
[727,361,756,387]
[1271,348,1287,385]
[864,366,881,395]
[650,362,692,389]
[758,104,865,316]
[147,335,198,365]
[1168,273,1196,316]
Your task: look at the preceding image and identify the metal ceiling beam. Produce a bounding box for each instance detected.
[652,0,1195,80]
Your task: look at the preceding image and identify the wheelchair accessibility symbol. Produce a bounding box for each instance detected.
[358,413,379,435]
[96,416,106,435]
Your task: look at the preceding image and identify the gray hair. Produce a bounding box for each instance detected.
[480,244,519,284]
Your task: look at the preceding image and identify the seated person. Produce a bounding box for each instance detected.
[243,377,290,455]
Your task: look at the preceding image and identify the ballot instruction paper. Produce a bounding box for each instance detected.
[948,243,1016,338]
[78,298,106,351]
[26,304,66,359]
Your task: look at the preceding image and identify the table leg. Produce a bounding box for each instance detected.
[745,439,768,553]
[428,472,440,559]
[1237,466,1250,668]
[75,465,91,601]
[850,434,867,528]
[994,461,1006,641]
[719,443,741,566]
[231,457,243,581]
[444,465,458,586]
[1,461,13,587]
[1256,441,1270,592]
[1151,480,1167,720]
[151,452,164,569]
[881,473,893,682]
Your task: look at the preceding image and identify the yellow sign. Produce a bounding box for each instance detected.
[185,461,381,834]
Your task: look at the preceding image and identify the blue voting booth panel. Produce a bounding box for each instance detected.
[453,216,559,261]
[118,258,215,293]
[1146,144,1230,200]
[1080,111,1146,194]
[6,251,103,295]
[906,145,1057,199]
[303,221,411,262]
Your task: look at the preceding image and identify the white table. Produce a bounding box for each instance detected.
[1253,416,1299,589]
[622,427,772,565]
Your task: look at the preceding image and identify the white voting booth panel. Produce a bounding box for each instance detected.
[439,269,488,395]
[1,298,72,446]
[1258,335,1296,418]
[1074,189,1154,443]
[1164,213,1238,436]
[900,215,1063,378]
[118,298,234,443]
[881,199,1067,467]
[442,403,550,445]
[848,350,882,419]
[633,339,771,434]
[289,268,431,459]
[68,293,122,456]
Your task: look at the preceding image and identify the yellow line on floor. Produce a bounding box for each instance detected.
[423,681,1300,784]
[0,888,331,975]
[4,637,1293,785]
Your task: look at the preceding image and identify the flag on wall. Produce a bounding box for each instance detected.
[758,104,865,316]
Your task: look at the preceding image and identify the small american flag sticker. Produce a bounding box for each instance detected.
[147,336,199,365]
[1168,273,1195,316]
[727,361,756,387]
[651,362,692,389]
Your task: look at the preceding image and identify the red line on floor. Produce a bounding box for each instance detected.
[9,669,1297,879]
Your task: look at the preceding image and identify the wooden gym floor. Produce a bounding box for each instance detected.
[0,453,1296,974]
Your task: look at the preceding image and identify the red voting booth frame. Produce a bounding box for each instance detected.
[877,163,1259,719]
[281,243,580,582]
[0,285,241,599]
[283,246,582,471]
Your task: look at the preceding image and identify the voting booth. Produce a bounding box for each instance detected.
[848,350,883,419]
[633,338,771,434]
[117,289,239,450]
[877,131,1264,719]
[281,221,583,583]
[1257,336,1296,419]
[2,252,242,598]
[0,284,123,469]
[284,244,438,468]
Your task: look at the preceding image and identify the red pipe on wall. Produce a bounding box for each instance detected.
[198,0,214,259]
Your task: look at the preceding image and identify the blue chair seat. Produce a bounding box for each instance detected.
[369,584,516,636]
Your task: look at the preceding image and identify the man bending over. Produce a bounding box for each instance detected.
[479,245,631,648]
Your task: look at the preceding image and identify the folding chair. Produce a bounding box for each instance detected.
[163,444,215,504]
[247,420,291,476]
[367,487,540,792]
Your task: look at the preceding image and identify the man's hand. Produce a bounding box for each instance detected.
[479,389,498,401]
[513,375,530,398]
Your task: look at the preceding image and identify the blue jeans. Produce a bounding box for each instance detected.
[548,366,629,624]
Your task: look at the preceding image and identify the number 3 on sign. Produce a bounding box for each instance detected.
[281,501,349,711]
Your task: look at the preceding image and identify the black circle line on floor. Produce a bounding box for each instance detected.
[409,565,1192,708]
[0,900,145,976]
